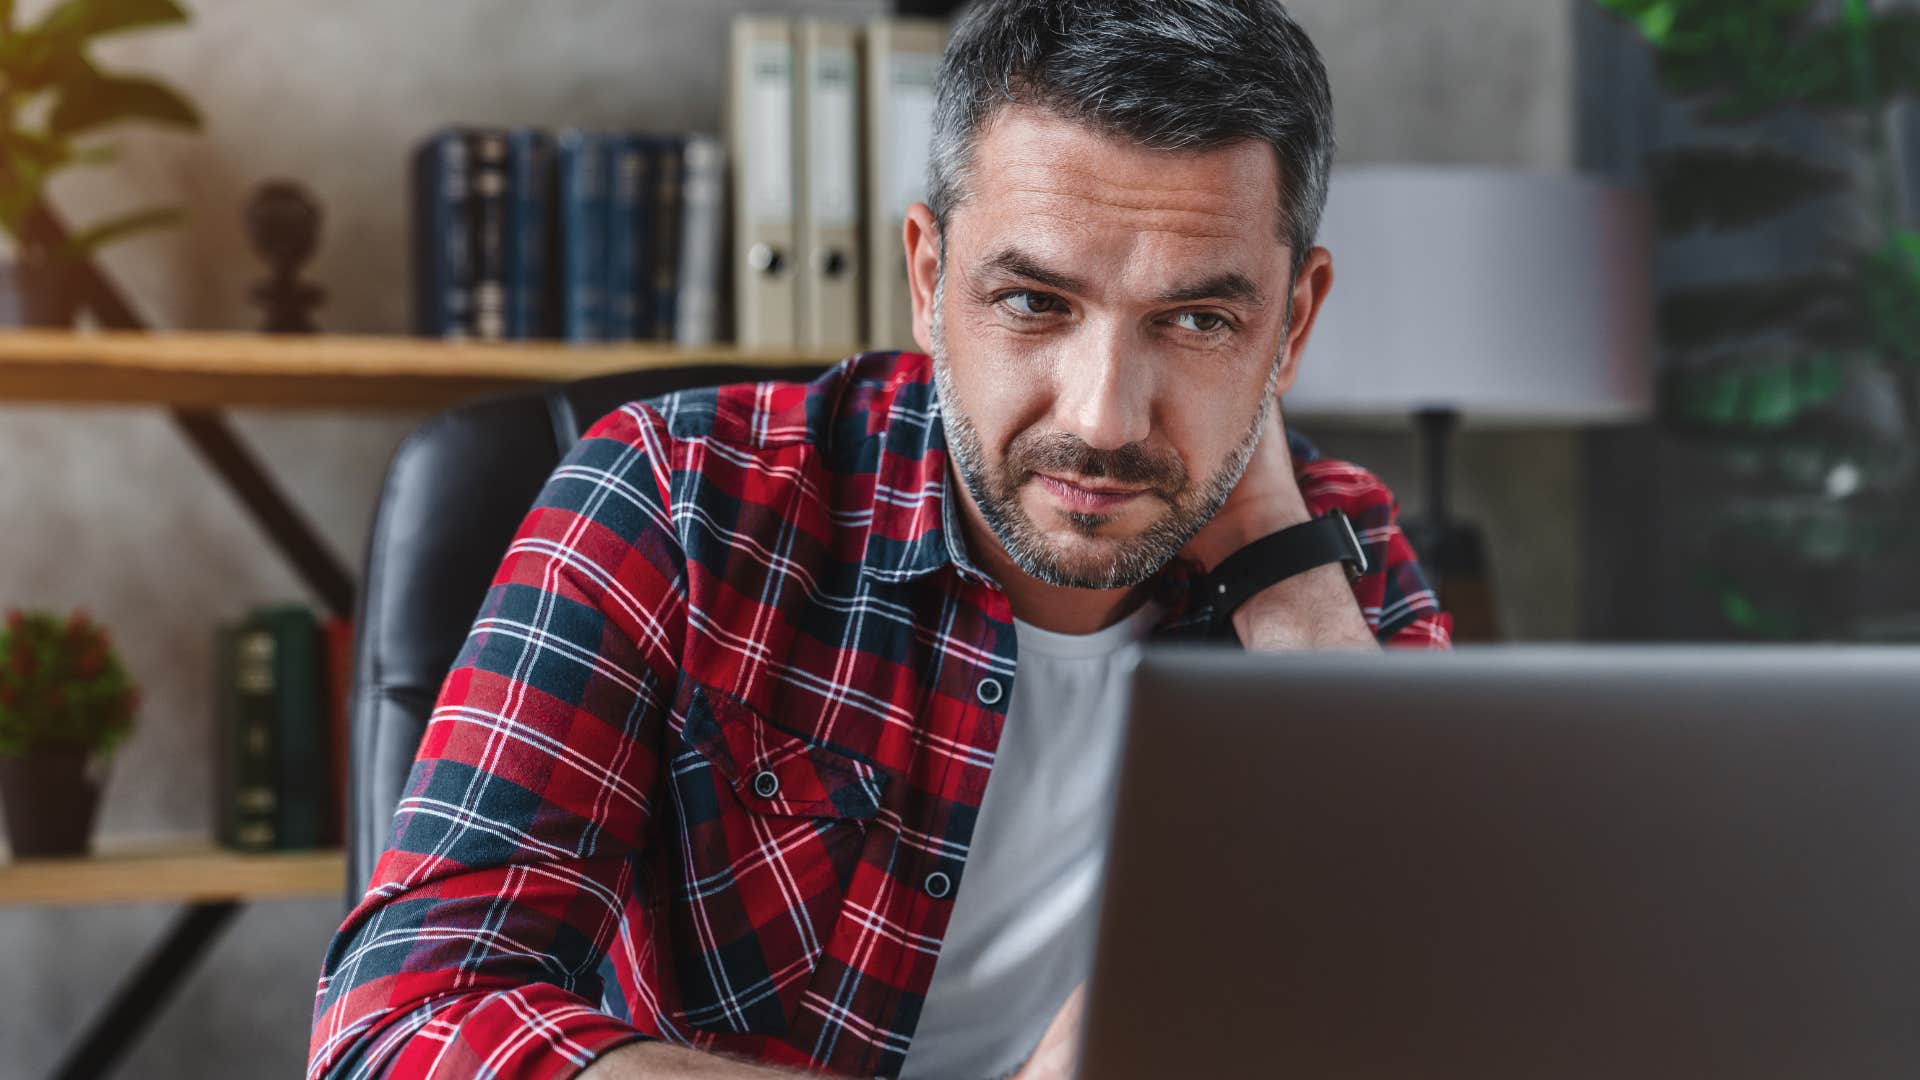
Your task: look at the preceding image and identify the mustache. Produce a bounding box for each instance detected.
[1007,430,1188,495]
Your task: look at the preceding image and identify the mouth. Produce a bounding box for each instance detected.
[1033,472,1152,515]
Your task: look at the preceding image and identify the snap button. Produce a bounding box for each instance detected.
[975,677,1004,706]
[752,770,781,799]
[924,870,953,899]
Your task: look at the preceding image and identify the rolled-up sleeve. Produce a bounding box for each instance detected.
[309,403,688,1079]
[1297,454,1454,650]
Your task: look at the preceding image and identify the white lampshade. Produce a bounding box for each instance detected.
[1286,167,1655,425]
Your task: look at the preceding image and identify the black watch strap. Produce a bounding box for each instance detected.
[1205,509,1369,637]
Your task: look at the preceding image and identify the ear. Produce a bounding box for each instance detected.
[903,202,942,355]
[1272,245,1334,398]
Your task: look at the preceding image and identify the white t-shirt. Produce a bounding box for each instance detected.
[899,601,1160,1079]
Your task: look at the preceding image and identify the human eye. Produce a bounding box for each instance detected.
[1172,310,1233,335]
[997,290,1065,318]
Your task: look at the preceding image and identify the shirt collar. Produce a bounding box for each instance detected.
[856,354,984,585]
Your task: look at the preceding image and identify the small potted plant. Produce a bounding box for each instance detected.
[0,608,140,857]
[0,0,203,325]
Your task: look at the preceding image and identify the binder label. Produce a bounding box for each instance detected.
[888,54,939,221]
[749,41,796,225]
[809,46,860,229]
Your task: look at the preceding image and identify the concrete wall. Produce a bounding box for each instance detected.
[0,1,1581,1074]
[1288,0,1584,642]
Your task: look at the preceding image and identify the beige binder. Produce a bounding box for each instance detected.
[728,16,799,349]
[796,19,864,352]
[862,18,948,353]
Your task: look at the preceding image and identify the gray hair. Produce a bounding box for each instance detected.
[928,0,1336,273]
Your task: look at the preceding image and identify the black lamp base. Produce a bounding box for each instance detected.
[1408,410,1500,642]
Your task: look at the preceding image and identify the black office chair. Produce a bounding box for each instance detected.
[344,362,830,902]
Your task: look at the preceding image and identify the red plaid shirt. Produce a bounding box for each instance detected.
[309,351,1449,1079]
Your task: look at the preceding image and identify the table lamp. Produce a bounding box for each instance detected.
[1286,167,1655,640]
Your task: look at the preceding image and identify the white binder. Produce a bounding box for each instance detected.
[862,17,948,353]
[728,16,799,349]
[796,19,864,352]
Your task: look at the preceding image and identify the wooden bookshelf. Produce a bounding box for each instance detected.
[0,329,845,410]
[0,845,345,907]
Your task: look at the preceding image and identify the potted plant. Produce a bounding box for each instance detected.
[0,608,140,857]
[0,0,203,326]
[1596,0,1920,639]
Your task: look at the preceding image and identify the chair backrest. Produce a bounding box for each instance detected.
[346,362,829,902]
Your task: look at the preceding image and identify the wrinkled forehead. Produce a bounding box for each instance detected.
[948,105,1291,276]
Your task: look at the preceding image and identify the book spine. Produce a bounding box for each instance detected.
[605,136,645,342]
[651,137,686,343]
[674,135,727,348]
[322,616,355,849]
[505,129,554,340]
[411,130,473,338]
[557,131,608,342]
[469,130,511,342]
[213,622,235,846]
[267,606,327,851]
[228,621,279,851]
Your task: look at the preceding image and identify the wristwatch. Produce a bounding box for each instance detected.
[1204,508,1369,638]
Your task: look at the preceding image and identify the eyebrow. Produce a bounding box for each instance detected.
[1155,272,1265,308]
[978,248,1089,295]
[977,246,1266,308]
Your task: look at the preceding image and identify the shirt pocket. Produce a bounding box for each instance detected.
[663,681,891,1036]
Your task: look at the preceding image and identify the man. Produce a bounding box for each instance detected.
[309,1,1449,1076]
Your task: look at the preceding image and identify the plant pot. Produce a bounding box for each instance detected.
[0,748,105,858]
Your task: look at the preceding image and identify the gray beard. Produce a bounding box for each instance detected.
[929,261,1281,591]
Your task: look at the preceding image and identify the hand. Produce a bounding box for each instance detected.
[1013,985,1085,1080]
[1183,398,1376,651]
[1179,399,1313,574]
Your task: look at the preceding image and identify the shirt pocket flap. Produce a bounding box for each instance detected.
[684,684,889,820]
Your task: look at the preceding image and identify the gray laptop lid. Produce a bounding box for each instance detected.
[1081,647,1920,1080]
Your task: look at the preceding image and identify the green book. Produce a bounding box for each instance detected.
[253,605,329,851]
[218,620,279,851]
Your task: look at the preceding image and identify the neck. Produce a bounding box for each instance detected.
[947,462,1154,636]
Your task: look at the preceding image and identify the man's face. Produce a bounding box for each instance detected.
[913,105,1318,591]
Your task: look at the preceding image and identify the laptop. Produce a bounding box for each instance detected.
[1080,647,1920,1079]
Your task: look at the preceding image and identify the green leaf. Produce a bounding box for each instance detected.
[0,24,94,93]
[3,0,190,93]
[0,130,72,228]
[1637,2,1678,44]
[24,0,189,44]
[1647,146,1849,234]
[1858,233,1920,365]
[63,205,185,254]
[48,74,201,136]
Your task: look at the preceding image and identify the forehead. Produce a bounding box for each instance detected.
[954,105,1287,259]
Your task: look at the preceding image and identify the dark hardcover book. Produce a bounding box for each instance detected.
[220,620,278,851]
[606,135,648,342]
[555,129,609,342]
[650,136,688,343]
[253,605,328,851]
[321,616,354,849]
[505,129,555,340]
[410,129,473,338]
[468,129,511,342]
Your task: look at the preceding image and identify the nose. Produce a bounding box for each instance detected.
[1050,320,1152,451]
